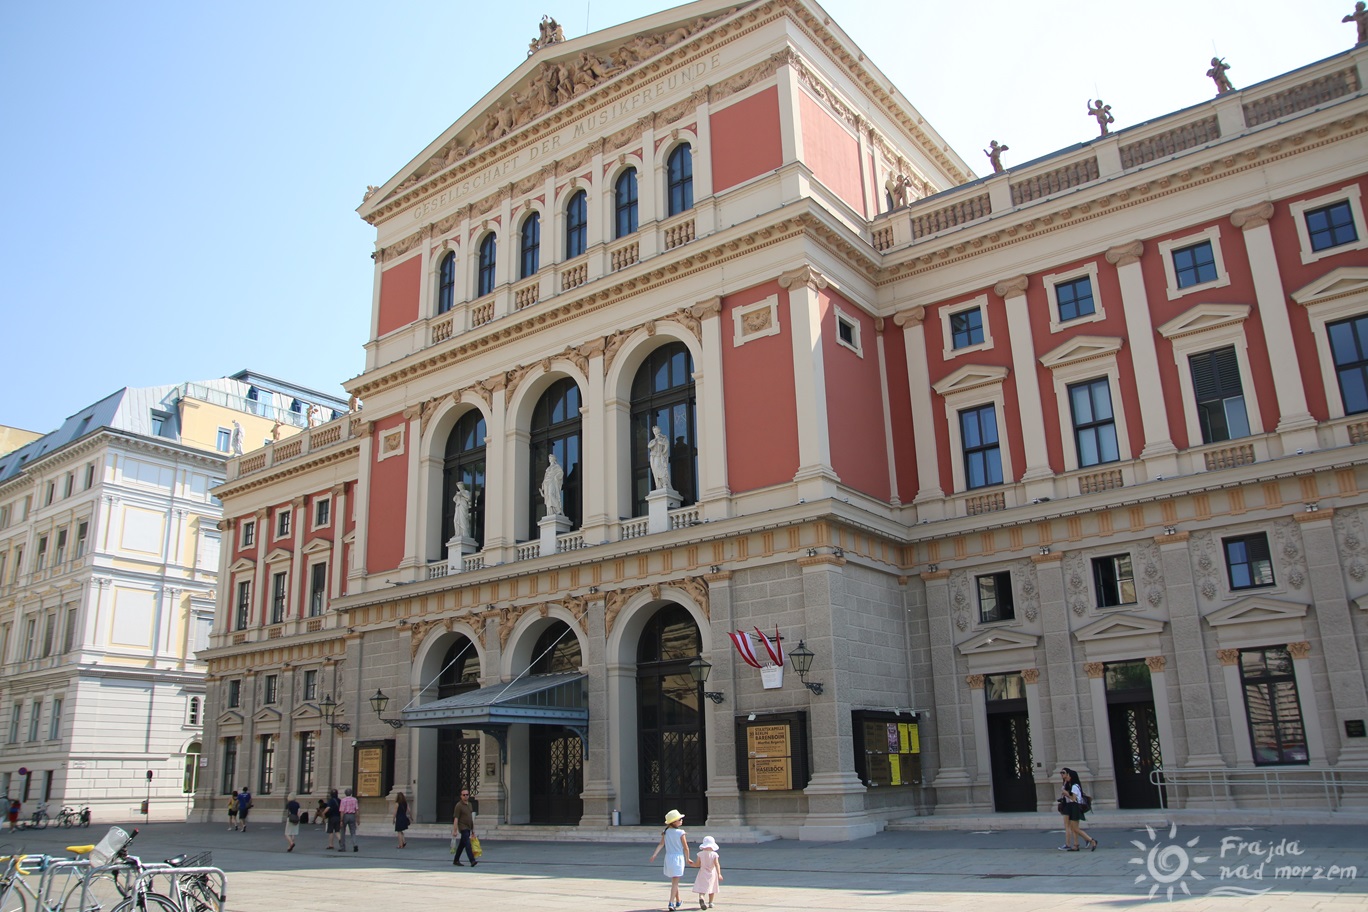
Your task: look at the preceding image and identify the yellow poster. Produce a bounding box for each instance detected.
[356,747,384,797]
[747,724,790,758]
[898,722,911,752]
[888,754,902,786]
[748,757,792,790]
[908,723,921,753]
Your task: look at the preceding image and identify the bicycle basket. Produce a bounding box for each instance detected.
[90,826,132,866]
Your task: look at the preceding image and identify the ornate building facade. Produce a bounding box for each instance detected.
[199,0,1368,839]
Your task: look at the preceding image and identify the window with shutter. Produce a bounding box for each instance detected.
[1189,346,1249,443]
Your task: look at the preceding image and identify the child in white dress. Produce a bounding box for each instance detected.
[691,836,722,909]
[649,809,691,910]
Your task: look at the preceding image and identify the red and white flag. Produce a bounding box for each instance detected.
[729,630,762,668]
[754,626,784,666]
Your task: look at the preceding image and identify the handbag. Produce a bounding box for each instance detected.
[288,812,300,824]
[471,835,483,858]
[1056,797,1069,815]
[450,836,459,855]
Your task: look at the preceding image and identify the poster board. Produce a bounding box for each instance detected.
[352,740,395,798]
[733,712,810,792]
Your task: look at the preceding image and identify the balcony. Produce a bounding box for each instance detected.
[226,415,359,481]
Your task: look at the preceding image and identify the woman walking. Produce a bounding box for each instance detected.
[284,795,301,852]
[393,792,410,848]
[1059,768,1097,851]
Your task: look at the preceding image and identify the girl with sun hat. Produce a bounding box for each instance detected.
[649,808,692,910]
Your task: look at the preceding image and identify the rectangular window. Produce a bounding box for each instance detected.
[187,696,201,726]
[11,547,21,583]
[227,679,242,709]
[298,731,316,795]
[23,617,36,660]
[55,529,67,566]
[242,520,256,548]
[1240,646,1308,765]
[270,571,287,625]
[63,474,73,498]
[259,735,275,795]
[1172,240,1218,288]
[0,623,9,663]
[221,738,238,794]
[27,700,41,741]
[977,571,1015,624]
[960,404,1003,489]
[48,698,61,740]
[63,606,78,654]
[84,463,95,489]
[1190,347,1249,443]
[950,307,985,349]
[309,563,327,617]
[314,498,331,528]
[1069,378,1119,467]
[41,613,56,658]
[44,483,55,507]
[836,314,858,350]
[263,674,278,705]
[36,536,48,571]
[75,522,88,558]
[1055,276,1096,322]
[303,669,318,701]
[235,580,251,630]
[1328,314,1368,415]
[277,510,291,538]
[1225,533,1274,590]
[0,553,5,585]
[1305,200,1358,252]
[1093,554,1137,607]
[9,705,20,743]
[216,428,232,453]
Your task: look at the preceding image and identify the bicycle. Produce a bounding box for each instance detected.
[55,810,79,830]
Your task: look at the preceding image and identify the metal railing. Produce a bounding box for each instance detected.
[1150,767,1368,811]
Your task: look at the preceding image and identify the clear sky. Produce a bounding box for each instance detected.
[0,0,1353,434]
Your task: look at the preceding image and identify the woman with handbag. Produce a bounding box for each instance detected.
[1058,768,1098,851]
[284,795,301,852]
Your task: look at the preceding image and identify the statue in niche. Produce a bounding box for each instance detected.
[1346,2,1368,44]
[884,173,912,210]
[984,140,1009,173]
[648,425,672,491]
[452,482,473,540]
[1207,57,1235,94]
[230,421,244,457]
[1087,99,1114,136]
[540,454,565,517]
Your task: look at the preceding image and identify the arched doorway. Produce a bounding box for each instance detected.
[528,622,584,824]
[436,637,481,821]
[636,605,707,824]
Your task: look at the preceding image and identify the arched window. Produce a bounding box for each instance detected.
[565,190,587,259]
[520,213,541,279]
[437,250,456,314]
[183,740,203,794]
[437,637,480,699]
[528,378,583,533]
[477,234,497,297]
[442,410,487,551]
[667,144,693,216]
[630,342,698,515]
[615,168,638,239]
[530,621,582,674]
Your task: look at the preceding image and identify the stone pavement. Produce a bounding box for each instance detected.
[1,816,1365,911]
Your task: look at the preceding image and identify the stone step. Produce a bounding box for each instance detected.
[884,807,1368,831]
[350,822,780,844]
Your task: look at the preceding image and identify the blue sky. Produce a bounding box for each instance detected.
[0,0,1349,434]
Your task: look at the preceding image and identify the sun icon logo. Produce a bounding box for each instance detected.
[1129,822,1210,901]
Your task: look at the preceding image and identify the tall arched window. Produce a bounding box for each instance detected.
[565,190,587,259]
[667,144,693,216]
[437,250,456,314]
[615,168,638,239]
[528,379,583,533]
[477,234,497,297]
[530,621,583,674]
[442,410,487,551]
[630,342,698,516]
[520,213,541,279]
[437,637,481,698]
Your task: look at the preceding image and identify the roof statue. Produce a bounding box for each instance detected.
[529,15,566,56]
[884,172,912,210]
[984,140,1009,174]
[1207,57,1235,95]
[1346,2,1368,44]
[1087,99,1114,137]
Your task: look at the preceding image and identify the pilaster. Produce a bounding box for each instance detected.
[1105,241,1178,475]
[780,266,840,501]
[997,276,1052,495]
[895,307,944,515]
[692,297,731,518]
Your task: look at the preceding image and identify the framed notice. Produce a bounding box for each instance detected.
[852,710,923,788]
[734,712,810,792]
[352,739,395,798]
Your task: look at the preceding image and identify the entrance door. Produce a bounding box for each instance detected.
[637,605,707,824]
[529,727,584,824]
[436,731,481,822]
[986,711,1036,811]
[1109,701,1163,808]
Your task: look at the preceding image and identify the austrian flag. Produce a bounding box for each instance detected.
[729,627,784,668]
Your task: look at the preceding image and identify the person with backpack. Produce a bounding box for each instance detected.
[325,789,342,850]
[237,786,253,832]
[1058,768,1097,851]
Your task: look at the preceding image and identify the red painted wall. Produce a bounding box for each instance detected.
[377,255,422,338]
[822,289,890,500]
[881,323,919,500]
[722,281,800,491]
[798,92,865,216]
[366,416,409,573]
[710,86,783,193]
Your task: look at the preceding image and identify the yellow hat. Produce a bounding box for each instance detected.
[664,809,685,824]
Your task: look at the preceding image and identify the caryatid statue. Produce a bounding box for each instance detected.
[452,482,473,540]
[1207,57,1235,95]
[648,425,671,491]
[540,454,564,517]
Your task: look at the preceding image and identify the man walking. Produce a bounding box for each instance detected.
[237,786,253,832]
[451,790,477,867]
[338,788,360,852]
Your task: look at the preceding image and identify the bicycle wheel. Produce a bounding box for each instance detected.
[60,814,74,829]
[110,891,180,912]
[60,870,126,912]
[0,882,28,912]
[177,877,220,912]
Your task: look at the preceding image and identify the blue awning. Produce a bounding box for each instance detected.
[400,672,588,732]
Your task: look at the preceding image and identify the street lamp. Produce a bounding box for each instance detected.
[787,640,824,695]
[369,688,405,728]
[687,656,725,704]
[318,694,350,733]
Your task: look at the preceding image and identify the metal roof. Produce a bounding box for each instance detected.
[400,672,588,731]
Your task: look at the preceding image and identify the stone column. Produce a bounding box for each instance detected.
[1301,509,1368,762]
[1084,663,1112,782]
[398,406,424,578]
[578,594,616,825]
[579,340,610,544]
[797,555,875,840]
[691,90,715,236]
[1287,640,1328,764]
[874,318,900,505]
[701,570,742,826]
[1022,667,1051,801]
[966,674,990,801]
[1231,202,1318,452]
[329,484,347,600]
[895,308,945,515]
[349,424,373,590]
[1216,648,1253,767]
[1105,241,1178,475]
[1146,656,1180,774]
[1037,553,1089,775]
[482,380,511,559]
[997,276,1052,495]
[288,496,306,619]
[923,570,971,806]
[780,266,839,502]
[251,508,268,626]
[1163,533,1226,766]
[692,298,731,518]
